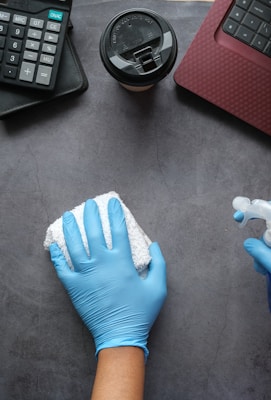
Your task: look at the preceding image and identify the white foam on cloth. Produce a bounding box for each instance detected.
[44,191,152,273]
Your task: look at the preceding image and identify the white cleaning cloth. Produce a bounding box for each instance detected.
[44,191,152,273]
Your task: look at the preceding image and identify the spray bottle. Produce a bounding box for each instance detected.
[232,196,271,312]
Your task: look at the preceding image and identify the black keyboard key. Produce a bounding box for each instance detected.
[264,41,271,56]
[6,51,20,65]
[236,25,255,43]
[236,0,253,10]
[260,0,271,7]
[10,25,25,38]
[229,6,246,22]
[8,38,22,52]
[223,18,239,35]
[3,64,17,78]
[243,13,262,30]
[252,34,268,50]
[250,1,271,23]
[0,22,8,35]
[0,35,5,48]
[259,22,271,38]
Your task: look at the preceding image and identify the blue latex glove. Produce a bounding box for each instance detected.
[233,210,270,275]
[49,197,167,359]
[234,210,271,311]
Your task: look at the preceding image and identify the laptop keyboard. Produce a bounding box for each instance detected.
[223,0,271,57]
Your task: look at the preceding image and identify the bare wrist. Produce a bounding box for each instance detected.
[91,347,145,400]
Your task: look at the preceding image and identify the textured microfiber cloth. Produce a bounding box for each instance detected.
[44,191,152,273]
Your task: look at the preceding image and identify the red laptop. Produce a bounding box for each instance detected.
[174,0,271,136]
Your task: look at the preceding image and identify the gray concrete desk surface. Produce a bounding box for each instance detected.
[1,1,271,399]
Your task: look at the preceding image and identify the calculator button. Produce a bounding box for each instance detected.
[44,32,58,44]
[26,39,40,51]
[10,25,25,38]
[0,11,10,22]
[40,53,54,65]
[48,10,63,22]
[8,39,22,52]
[13,14,27,26]
[19,61,35,82]
[0,22,8,35]
[23,50,38,62]
[30,18,44,29]
[27,28,42,40]
[0,49,3,62]
[0,35,5,48]
[46,21,61,33]
[36,65,52,85]
[42,43,56,54]
[6,52,20,65]
[4,65,17,79]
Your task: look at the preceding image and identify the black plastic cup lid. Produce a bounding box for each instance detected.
[99,9,178,87]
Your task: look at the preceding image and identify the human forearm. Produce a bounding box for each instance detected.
[90,347,145,400]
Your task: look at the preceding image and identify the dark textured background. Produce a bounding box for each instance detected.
[1,1,271,399]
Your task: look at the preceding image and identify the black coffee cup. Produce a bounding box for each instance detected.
[99,9,178,91]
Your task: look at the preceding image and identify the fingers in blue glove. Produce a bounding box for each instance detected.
[84,197,133,261]
[233,211,268,275]
[146,242,167,299]
[63,211,89,271]
[49,242,71,278]
[84,199,107,256]
[108,197,133,258]
[233,210,260,224]
[233,210,244,223]
[244,238,270,275]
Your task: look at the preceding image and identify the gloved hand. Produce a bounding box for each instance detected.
[234,209,271,312]
[49,197,167,359]
[233,210,271,275]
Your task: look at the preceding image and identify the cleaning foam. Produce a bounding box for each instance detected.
[44,191,152,274]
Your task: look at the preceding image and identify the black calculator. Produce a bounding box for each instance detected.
[0,0,72,91]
